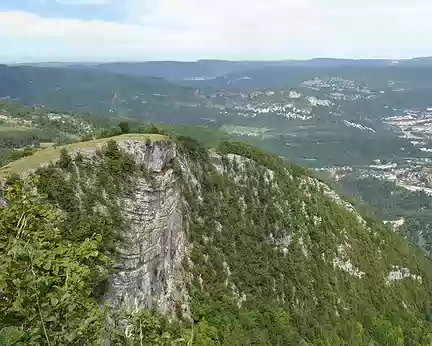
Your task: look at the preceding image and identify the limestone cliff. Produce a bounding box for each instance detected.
[4,137,432,344]
[106,140,188,316]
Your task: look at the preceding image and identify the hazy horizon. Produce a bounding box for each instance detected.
[3,1,432,62]
[5,56,432,65]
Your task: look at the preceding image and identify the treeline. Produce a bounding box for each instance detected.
[176,138,432,345]
[0,101,103,168]
[95,120,226,149]
[2,128,432,344]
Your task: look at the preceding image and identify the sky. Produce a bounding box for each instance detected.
[1,0,432,62]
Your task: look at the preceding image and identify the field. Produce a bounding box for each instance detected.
[39,142,56,148]
[0,126,32,132]
[0,133,167,179]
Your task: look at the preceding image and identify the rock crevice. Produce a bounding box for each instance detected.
[106,141,187,316]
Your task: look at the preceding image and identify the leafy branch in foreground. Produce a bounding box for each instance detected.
[0,180,108,345]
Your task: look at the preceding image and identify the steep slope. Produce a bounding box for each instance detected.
[1,136,432,344]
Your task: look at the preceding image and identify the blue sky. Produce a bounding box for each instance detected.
[0,0,125,21]
[2,0,432,62]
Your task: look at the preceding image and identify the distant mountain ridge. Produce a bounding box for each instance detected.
[13,57,432,82]
[0,64,215,124]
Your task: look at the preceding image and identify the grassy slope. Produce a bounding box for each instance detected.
[0,126,33,132]
[0,133,167,178]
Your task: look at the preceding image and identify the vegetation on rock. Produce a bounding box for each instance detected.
[1,135,432,345]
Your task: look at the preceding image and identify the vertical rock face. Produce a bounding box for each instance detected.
[107,141,187,316]
[119,140,175,173]
[0,184,7,209]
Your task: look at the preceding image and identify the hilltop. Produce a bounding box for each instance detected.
[1,135,432,344]
[0,133,166,179]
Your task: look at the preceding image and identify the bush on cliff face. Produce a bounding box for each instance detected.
[0,141,188,345]
[1,137,432,345]
[34,141,136,256]
[178,139,432,345]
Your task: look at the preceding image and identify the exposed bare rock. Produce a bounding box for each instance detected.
[105,140,188,318]
[119,140,175,173]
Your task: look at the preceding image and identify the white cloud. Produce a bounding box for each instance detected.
[55,0,113,4]
[2,0,432,61]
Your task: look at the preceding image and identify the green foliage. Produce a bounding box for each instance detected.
[218,140,283,171]
[98,127,122,139]
[0,101,101,152]
[57,148,72,169]
[340,177,432,256]
[4,174,21,187]
[0,65,211,125]
[34,141,137,257]
[140,124,164,135]
[2,135,432,345]
[107,308,188,345]
[0,181,107,345]
[0,148,36,167]
[176,136,208,161]
[0,143,182,345]
[161,124,228,149]
[217,140,310,178]
[118,121,131,134]
[0,149,38,173]
[0,326,30,346]
[176,139,432,345]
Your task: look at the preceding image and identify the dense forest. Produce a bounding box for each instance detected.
[1,131,432,344]
[0,65,220,125]
[338,177,432,257]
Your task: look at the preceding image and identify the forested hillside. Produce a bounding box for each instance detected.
[0,65,218,124]
[1,134,432,345]
[0,101,104,168]
[339,177,432,256]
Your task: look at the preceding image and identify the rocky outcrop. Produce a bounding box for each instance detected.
[105,140,189,317]
[0,184,7,209]
[119,140,175,173]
